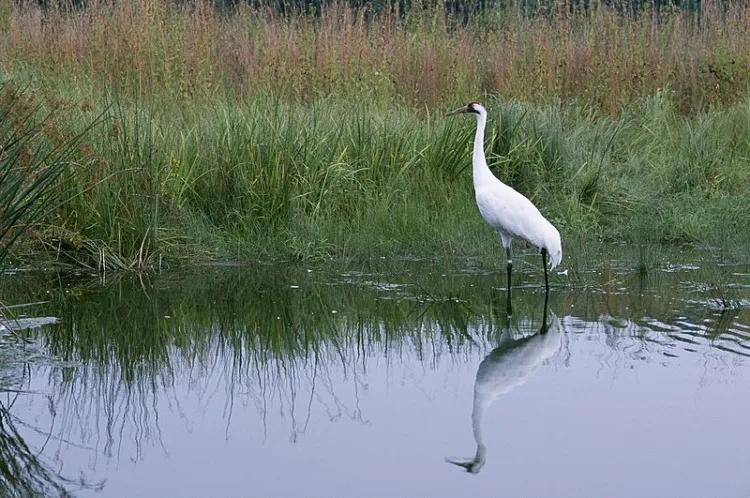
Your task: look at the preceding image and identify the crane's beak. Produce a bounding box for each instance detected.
[446,105,469,116]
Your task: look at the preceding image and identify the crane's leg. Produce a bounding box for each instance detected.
[540,248,549,334]
[505,245,513,316]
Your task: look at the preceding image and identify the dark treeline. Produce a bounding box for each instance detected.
[27,0,710,20]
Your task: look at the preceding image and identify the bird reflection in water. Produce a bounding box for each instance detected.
[447,303,562,474]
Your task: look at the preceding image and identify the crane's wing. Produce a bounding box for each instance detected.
[475,183,556,252]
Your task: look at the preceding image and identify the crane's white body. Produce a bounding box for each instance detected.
[466,103,562,268]
[448,313,563,473]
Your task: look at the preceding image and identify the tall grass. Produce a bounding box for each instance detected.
[2,0,750,113]
[43,95,484,266]
[2,1,750,267]
[5,90,750,267]
[0,82,94,266]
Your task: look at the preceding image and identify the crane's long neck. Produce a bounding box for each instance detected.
[472,114,496,189]
[471,388,487,450]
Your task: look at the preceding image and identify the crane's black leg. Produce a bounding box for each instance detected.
[540,248,549,334]
[505,246,513,316]
[540,289,549,334]
[541,247,549,295]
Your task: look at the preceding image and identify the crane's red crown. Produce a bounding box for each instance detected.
[467,102,482,114]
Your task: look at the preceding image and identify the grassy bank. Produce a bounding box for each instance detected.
[1,1,750,269]
[6,90,750,268]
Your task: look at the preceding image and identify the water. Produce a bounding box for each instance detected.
[1,254,749,497]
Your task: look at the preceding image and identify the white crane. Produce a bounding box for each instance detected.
[446,310,563,474]
[448,102,562,316]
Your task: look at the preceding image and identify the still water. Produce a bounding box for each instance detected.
[1,253,749,497]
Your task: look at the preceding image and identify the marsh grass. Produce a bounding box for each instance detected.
[3,2,750,266]
[699,262,745,310]
[4,90,750,267]
[4,0,750,113]
[0,82,99,267]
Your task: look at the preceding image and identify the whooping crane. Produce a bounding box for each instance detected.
[447,102,562,316]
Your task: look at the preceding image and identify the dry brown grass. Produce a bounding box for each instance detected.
[2,0,750,113]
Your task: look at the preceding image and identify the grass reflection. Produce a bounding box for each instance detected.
[0,326,103,497]
[0,256,748,480]
[2,259,750,376]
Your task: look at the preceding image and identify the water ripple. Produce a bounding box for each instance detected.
[562,311,750,374]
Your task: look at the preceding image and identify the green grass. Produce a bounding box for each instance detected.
[0,81,97,267]
[2,89,750,268]
[2,2,750,268]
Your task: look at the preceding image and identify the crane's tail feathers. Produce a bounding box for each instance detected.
[546,248,562,270]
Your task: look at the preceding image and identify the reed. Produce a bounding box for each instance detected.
[0,82,96,266]
[2,0,750,113]
[2,1,750,267]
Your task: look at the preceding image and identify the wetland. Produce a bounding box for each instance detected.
[1,247,749,497]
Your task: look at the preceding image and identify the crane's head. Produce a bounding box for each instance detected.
[446,101,486,118]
